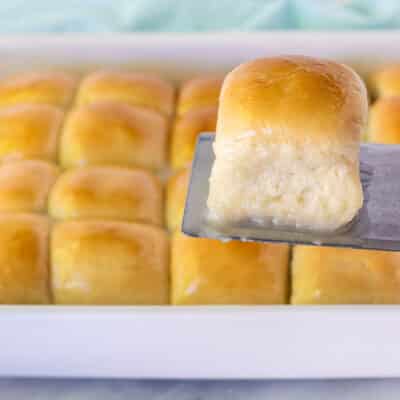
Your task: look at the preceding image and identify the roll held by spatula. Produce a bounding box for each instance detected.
[207,56,368,232]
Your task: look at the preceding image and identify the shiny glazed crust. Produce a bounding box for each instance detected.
[177,75,223,116]
[171,232,289,305]
[76,70,175,117]
[49,166,163,225]
[0,213,50,304]
[59,101,168,170]
[291,245,400,304]
[170,106,217,169]
[51,220,169,305]
[0,160,59,213]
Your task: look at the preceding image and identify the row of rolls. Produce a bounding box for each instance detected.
[0,64,400,305]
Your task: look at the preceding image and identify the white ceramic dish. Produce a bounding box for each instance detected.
[1,32,400,379]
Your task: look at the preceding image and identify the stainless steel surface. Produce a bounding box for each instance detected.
[183,134,400,251]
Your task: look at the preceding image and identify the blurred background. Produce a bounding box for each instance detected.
[2,0,400,33]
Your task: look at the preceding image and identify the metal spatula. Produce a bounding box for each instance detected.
[182,133,400,251]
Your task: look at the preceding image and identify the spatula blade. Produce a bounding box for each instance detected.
[182,134,400,251]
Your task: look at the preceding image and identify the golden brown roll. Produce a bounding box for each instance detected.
[208,56,368,232]
[170,106,217,169]
[0,213,50,304]
[76,70,175,117]
[51,220,169,305]
[0,104,63,163]
[48,166,162,225]
[59,101,168,170]
[368,97,400,144]
[171,232,289,305]
[166,167,190,231]
[291,245,400,304]
[177,75,223,117]
[369,64,400,98]
[0,160,59,213]
[0,71,76,108]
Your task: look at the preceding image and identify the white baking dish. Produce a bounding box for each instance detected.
[1,32,400,379]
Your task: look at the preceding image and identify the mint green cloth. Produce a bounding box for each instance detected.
[0,0,398,32]
[294,0,400,29]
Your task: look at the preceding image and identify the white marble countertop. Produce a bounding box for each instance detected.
[1,379,400,399]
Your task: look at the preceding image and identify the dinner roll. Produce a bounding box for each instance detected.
[0,104,63,163]
[171,232,289,305]
[166,167,190,231]
[51,220,169,305]
[0,160,59,213]
[177,75,223,117]
[76,70,175,117]
[291,245,400,304]
[170,106,217,169]
[370,64,400,98]
[0,214,50,304]
[208,56,368,231]
[59,101,168,170]
[368,97,400,144]
[0,71,77,108]
[49,166,162,225]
